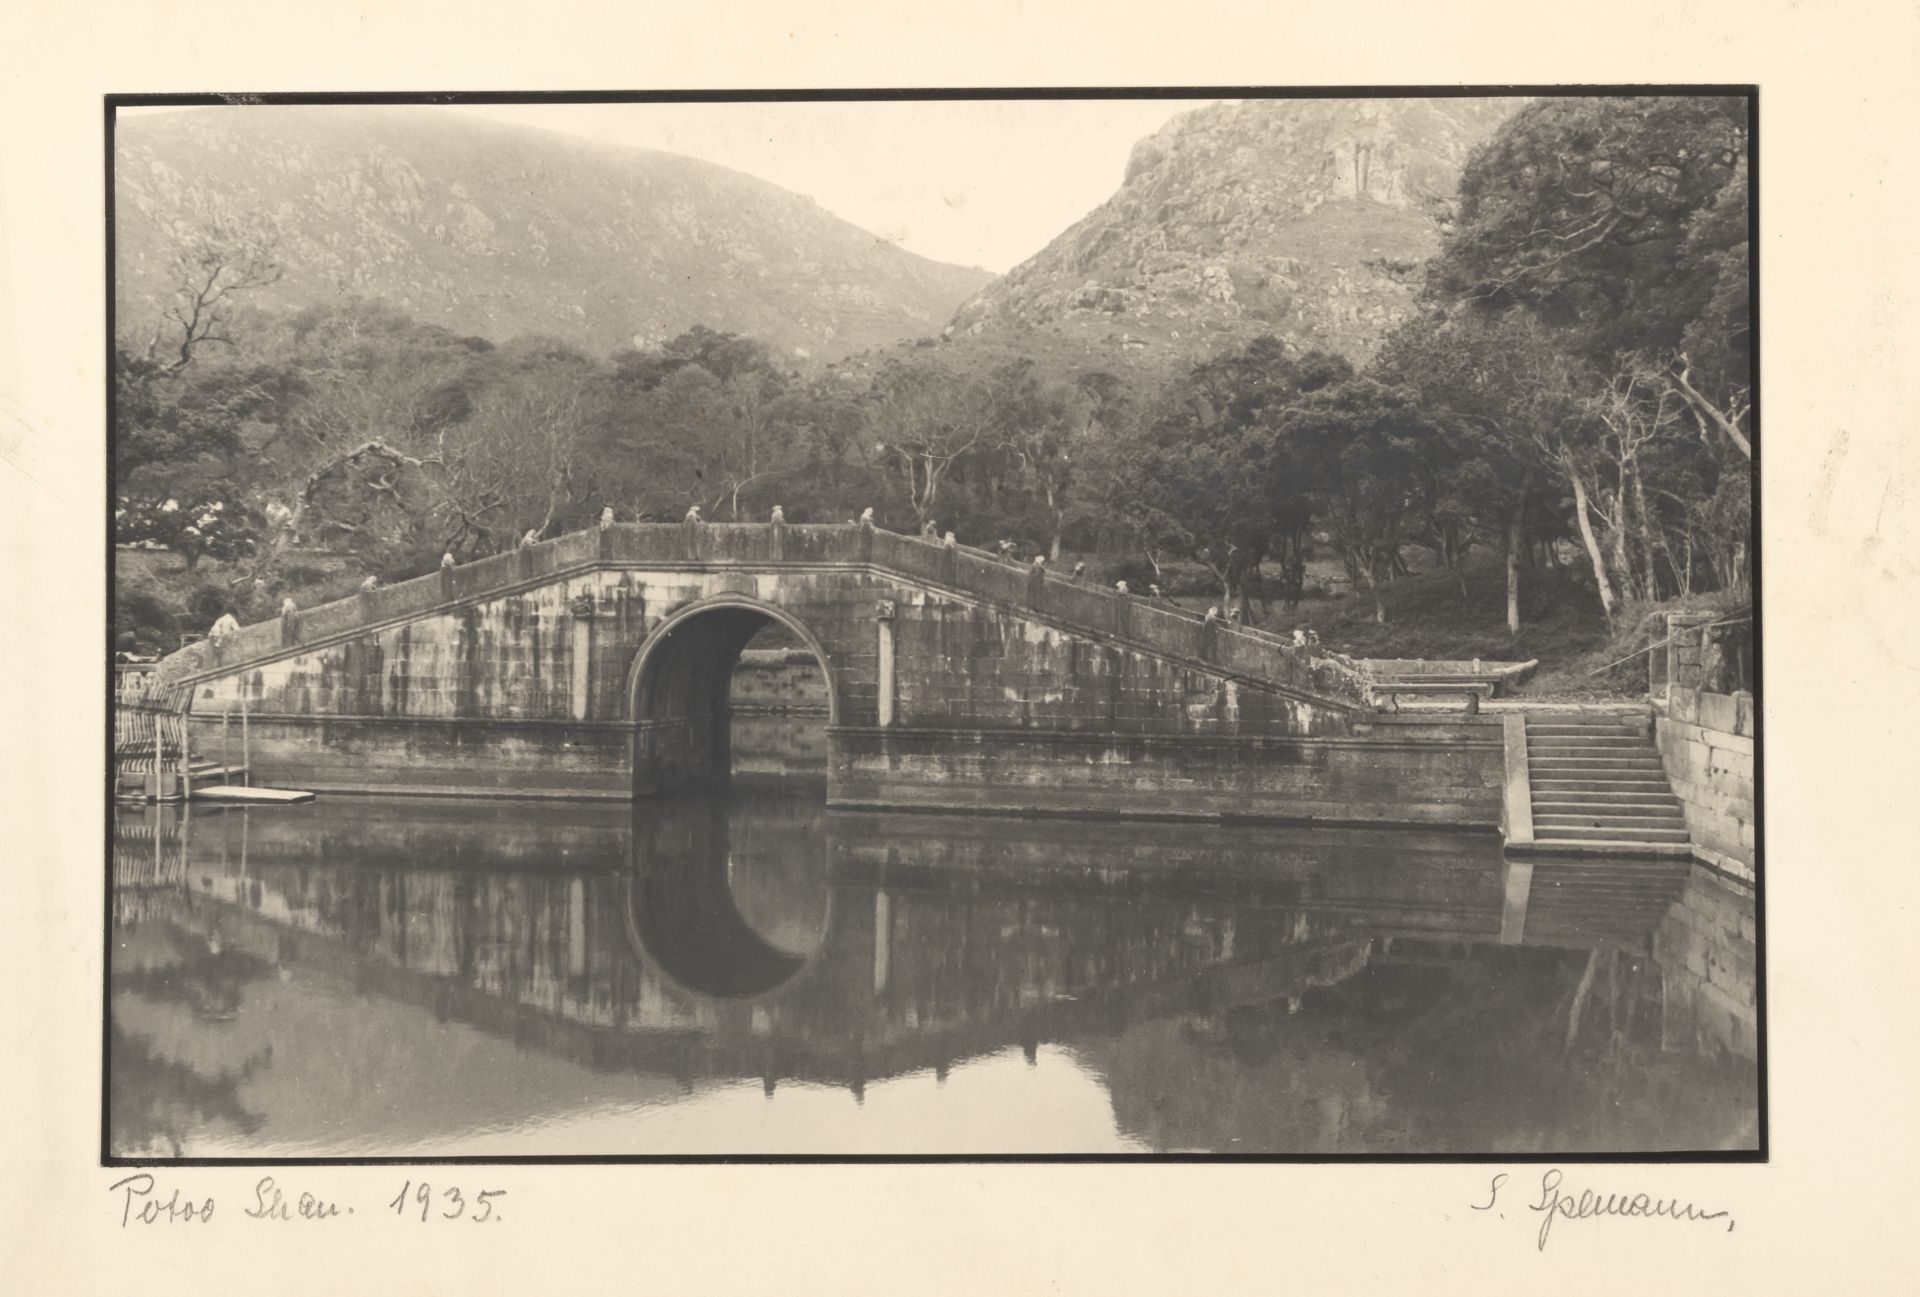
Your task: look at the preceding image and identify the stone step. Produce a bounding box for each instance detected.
[1534,824,1692,844]
[1508,839,1694,858]
[1528,775,1681,794]
[1520,713,1643,725]
[1535,812,1688,830]
[1527,735,1648,748]
[1528,757,1667,772]
[1520,744,1658,755]
[1532,797,1683,814]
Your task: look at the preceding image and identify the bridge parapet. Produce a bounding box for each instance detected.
[155,521,1371,708]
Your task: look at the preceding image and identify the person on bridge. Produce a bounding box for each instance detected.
[209,611,242,640]
[859,507,875,527]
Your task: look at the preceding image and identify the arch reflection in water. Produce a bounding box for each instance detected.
[625,788,831,1000]
[105,790,1758,1156]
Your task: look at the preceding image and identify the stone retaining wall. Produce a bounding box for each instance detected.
[830,724,1505,827]
[1656,685,1758,882]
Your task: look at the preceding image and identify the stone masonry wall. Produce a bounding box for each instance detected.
[1656,686,1758,883]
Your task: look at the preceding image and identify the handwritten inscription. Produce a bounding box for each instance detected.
[389,1179,506,1223]
[109,1174,215,1226]
[1473,1170,1735,1250]
[109,1175,506,1228]
[245,1177,347,1222]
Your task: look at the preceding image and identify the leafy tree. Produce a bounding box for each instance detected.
[1272,378,1453,624]
[1104,339,1352,611]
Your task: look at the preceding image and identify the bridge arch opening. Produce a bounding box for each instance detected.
[627,596,837,794]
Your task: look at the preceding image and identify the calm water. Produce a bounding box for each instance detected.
[109,782,1759,1157]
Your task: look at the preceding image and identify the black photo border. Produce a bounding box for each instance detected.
[103,83,1763,1168]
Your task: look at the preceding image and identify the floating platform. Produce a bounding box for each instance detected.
[189,785,315,804]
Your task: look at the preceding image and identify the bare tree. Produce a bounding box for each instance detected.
[867,365,996,534]
[153,215,283,373]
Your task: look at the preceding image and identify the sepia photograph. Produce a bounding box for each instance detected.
[104,90,1760,1161]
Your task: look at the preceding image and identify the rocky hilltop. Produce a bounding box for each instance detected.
[946,97,1526,364]
[115,106,993,361]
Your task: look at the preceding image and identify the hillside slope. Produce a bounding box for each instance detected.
[946,97,1526,366]
[115,106,993,360]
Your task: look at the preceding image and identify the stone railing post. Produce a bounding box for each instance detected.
[875,598,897,729]
[1026,561,1047,609]
[1662,610,1716,695]
[769,506,787,561]
[280,610,301,648]
[598,526,613,561]
[858,516,876,563]
[1112,587,1131,639]
[941,533,958,586]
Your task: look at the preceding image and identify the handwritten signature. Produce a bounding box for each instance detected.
[1473,1170,1735,1251]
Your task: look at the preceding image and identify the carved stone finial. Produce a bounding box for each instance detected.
[770,504,785,524]
[875,598,897,622]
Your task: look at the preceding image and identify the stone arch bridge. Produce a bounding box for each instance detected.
[153,522,1499,824]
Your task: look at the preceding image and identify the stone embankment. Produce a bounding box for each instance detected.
[1655,685,1757,883]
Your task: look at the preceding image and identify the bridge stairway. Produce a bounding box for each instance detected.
[1518,714,1692,856]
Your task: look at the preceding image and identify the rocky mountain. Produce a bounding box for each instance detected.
[114,106,993,361]
[945,97,1527,365]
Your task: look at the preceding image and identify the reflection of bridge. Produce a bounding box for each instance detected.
[146,523,1501,824]
[111,795,1711,1107]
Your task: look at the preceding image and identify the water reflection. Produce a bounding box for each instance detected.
[109,785,1758,1157]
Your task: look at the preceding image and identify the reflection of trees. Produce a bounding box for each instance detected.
[109,901,278,1157]
[108,1022,271,1158]
[1093,938,1757,1154]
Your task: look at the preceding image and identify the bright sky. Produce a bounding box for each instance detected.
[441,100,1217,272]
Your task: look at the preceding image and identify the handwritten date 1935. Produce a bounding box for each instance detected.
[389,1180,505,1224]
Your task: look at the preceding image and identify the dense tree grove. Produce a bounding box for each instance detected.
[117,96,1751,649]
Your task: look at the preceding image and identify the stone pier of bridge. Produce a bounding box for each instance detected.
[151,521,1504,826]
